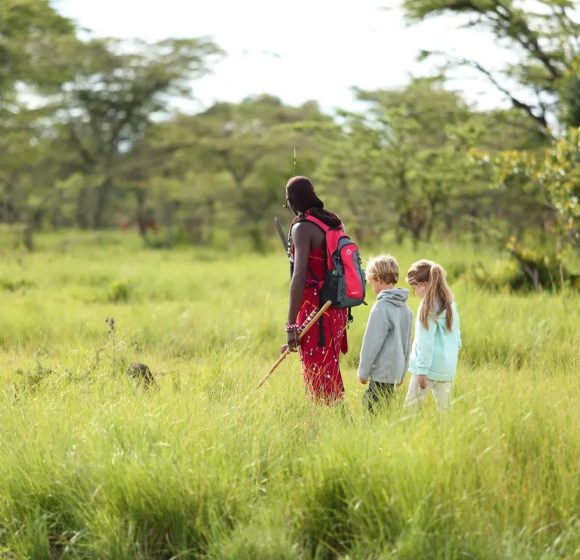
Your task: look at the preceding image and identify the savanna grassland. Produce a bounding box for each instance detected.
[0,233,578,559]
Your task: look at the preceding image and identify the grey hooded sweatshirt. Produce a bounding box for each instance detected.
[357,288,413,384]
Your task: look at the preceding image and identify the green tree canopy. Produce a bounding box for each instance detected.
[403,0,580,128]
[0,0,76,100]
[126,95,332,249]
[54,37,220,228]
[319,78,475,245]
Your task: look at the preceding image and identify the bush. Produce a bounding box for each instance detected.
[459,242,579,292]
[506,239,579,291]
[0,278,35,292]
[107,280,133,303]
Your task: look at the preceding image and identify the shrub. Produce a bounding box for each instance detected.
[107,280,133,303]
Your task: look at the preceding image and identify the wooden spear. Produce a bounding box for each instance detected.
[257,300,332,389]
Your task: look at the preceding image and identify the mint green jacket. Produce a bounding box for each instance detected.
[409,301,461,382]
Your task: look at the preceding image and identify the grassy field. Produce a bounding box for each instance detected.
[0,232,578,559]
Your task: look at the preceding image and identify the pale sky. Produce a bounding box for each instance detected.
[54,0,515,114]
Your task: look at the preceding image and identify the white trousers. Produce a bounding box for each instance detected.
[404,375,452,412]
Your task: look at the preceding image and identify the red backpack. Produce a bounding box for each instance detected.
[302,213,366,309]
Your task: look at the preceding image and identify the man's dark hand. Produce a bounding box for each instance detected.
[286,328,299,351]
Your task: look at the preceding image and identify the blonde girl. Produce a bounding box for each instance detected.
[405,260,461,411]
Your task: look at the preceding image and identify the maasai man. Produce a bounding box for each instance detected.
[284,176,348,404]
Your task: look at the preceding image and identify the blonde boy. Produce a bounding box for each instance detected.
[358,255,413,413]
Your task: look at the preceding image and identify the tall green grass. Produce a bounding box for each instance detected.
[0,233,578,558]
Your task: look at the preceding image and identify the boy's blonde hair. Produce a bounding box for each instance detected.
[366,255,399,285]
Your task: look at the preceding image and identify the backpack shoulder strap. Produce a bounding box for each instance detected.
[303,214,331,232]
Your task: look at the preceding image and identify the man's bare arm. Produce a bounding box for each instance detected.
[287,222,311,324]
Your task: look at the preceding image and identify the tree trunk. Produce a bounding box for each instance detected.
[134,188,150,245]
[163,201,179,247]
[93,176,113,229]
[1,175,19,223]
[76,187,91,229]
[425,215,435,242]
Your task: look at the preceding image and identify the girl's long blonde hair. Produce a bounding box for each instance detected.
[406,259,454,331]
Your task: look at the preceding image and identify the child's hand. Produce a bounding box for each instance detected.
[419,375,427,389]
[359,377,368,385]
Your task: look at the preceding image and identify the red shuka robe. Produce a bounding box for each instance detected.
[296,245,348,404]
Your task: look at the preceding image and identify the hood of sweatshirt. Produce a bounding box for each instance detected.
[376,287,409,307]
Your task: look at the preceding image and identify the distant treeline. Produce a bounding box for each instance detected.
[0,1,578,287]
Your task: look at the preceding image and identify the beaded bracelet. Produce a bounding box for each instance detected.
[285,322,298,332]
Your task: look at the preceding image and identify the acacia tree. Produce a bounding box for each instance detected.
[469,127,579,289]
[315,113,387,243]
[54,37,220,229]
[318,79,475,246]
[0,0,75,102]
[144,95,332,250]
[0,0,78,247]
[107,95,332,248]
[491,128,579,241]
[403,0,580,130]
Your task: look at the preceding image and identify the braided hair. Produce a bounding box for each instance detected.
[286,176,341,228]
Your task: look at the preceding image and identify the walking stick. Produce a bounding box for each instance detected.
[257,300,332,389]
